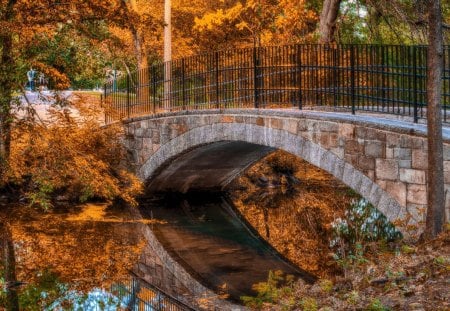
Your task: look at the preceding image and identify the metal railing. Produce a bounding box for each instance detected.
[111,275,195,311]
[104,44,450,124]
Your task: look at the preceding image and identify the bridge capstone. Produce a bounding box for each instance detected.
[123,109,450,234]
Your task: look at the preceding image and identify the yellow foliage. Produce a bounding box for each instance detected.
[4,204,147,293]
[231,150,356,278]
[31,62,71,90]
[7,93,143,209]
[193,0,318,48]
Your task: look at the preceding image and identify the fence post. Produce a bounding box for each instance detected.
[126,74,130,119]
[297,45,302,110]
[253,46,260,109]
[446,46,449,123]
[151,66,157,114]
[215,52,220,109]
[350,45,356,115]
[333,46,339,107]
[103,83,107,124]
[413,46,419,123]
[380,46,386,111]
[182,58,187,110]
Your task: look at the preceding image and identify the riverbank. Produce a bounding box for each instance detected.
[228,150,450,310]
[246,227,449,310]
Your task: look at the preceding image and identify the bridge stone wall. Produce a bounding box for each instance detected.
[124,109,450,232]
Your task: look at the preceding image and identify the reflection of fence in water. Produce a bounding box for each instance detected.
[112,276,194,311]
[104,44,450,124]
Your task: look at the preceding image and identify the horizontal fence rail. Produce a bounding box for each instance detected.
[104,44,450,124]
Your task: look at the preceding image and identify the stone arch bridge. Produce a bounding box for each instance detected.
[123,109,450,234]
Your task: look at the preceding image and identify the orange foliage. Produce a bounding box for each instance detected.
[32,61,71,90]
[3,203,146,292]
[193,0,318,49]
[230,150,358,278]
[7,93,143,208]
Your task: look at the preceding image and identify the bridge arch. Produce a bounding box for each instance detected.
[124,109,450,235]
[138,121,403,225]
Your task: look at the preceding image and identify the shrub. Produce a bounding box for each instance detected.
[300,297,318,311]
[331,199,401,246]
[5,93,143,209]
[330,199,402,274]
[241,270,295,309]
[366,298,390,311]
[319,279,333,293]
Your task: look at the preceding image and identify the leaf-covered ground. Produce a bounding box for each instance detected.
[229,150,450,310]
[262,229,449,310]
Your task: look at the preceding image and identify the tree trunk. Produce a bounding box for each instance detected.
[425,0,445,238]
[319,0,341,44]
[132,28,150,109]
[1,220,19,311]
[163,0,172,110]
[129,0,150,112]
[0,1,16,183]
[0,34,13,176]
[318,0,341,107]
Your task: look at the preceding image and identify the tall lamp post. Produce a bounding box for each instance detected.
[164,0,172,110]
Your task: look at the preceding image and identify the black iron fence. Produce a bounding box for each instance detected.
[104,44,450,124]
[111,275,195,311]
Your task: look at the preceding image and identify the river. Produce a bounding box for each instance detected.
[1,189,314,309]
[138,192,315,302]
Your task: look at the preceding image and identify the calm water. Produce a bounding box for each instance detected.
[0,202,147,310]
[1,192,315,308]
[139,193,315,301]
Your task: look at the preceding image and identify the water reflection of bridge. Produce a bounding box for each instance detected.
[113,274,194,311]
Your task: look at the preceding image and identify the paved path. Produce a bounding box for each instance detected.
[14,90,72,121]
[295,109,450,139]
[15,91,104,124]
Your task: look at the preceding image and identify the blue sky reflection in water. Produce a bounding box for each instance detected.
[45,288,124,310]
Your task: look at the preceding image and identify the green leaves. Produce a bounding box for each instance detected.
[241,270,295,309]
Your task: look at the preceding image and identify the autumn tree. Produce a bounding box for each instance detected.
[171,0,216,57]
[0,0,127,185]
[25,23,112,89]
[9,96,143,209]
[118,0,159,104]
[0,0,123,181]
[193,0,318,50]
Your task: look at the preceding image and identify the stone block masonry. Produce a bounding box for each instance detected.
[124,109,450,234]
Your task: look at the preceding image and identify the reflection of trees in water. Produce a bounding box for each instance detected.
[0,267,124,310]
[1,219,19,311]
[230,150,358,277]
[0,203,146,309]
